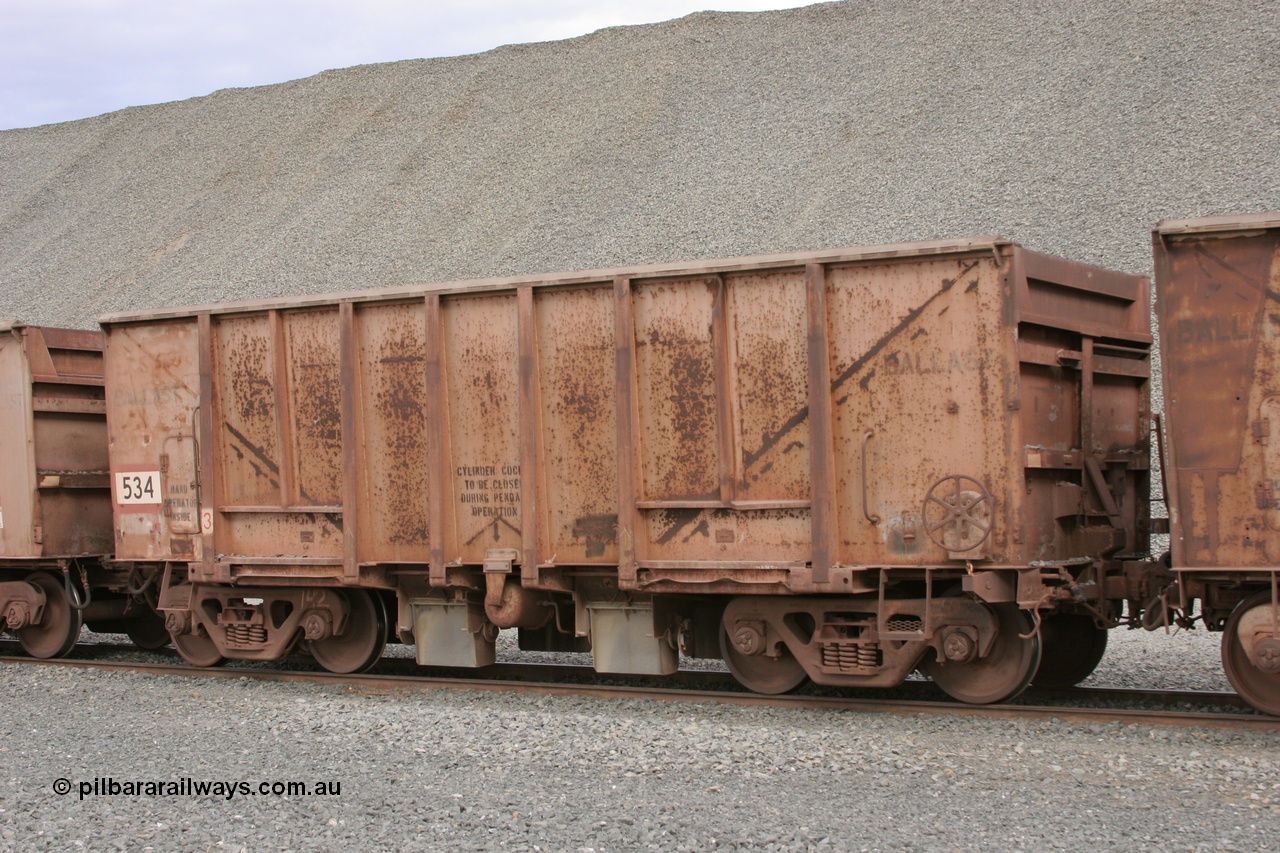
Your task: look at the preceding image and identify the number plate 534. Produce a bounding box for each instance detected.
[115,471,161,506]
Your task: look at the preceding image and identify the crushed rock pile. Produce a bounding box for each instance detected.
[0,0,1277,328]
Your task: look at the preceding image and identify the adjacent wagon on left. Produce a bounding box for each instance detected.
[0,321,167,655]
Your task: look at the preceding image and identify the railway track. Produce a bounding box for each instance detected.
[2,640,1274,730]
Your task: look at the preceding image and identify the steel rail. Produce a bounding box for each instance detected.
[1,646,1275,731]
[0,639,1252,707]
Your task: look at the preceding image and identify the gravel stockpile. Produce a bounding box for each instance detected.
[1,0,1278,327]
[2,662,1277,852]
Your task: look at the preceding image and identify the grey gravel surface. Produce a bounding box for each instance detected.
[1085,627,1232,693]
[1,0,1277,328]
[1,660,1277,853]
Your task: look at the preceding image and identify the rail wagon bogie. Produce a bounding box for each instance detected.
[0,322,166,655]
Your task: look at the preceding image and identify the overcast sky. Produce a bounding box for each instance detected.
[0,1,813,130]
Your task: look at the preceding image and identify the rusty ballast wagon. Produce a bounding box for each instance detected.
[100,236,1152,702]
[1154,212,1280,715]
[0,322,167,657]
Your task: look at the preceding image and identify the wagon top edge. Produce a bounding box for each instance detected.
[97,234,1022,325]
[0,320,104,349]
[1154,210,1280,237]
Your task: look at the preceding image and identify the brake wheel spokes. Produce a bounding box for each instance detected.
[923,474,993,552]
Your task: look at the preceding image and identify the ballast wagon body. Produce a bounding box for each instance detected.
[1154,212,1280,714]
[100,236,1152,700]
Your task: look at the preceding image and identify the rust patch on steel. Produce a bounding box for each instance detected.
[224,422,280,488]
[287,312,343,505]
[227,333,274,423]
[634,279,720,500]
[572,514,619,558]
[216,315,283,506]
[643,323,718,496]
[371,316,429,545]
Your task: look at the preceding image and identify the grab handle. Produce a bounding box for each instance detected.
[862,430,880,525]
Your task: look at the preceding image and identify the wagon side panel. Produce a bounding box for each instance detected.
[1156,219,1280,568]
[629,269,814,570]
[103,318,203,562]
[535,284,620,565]
[442,292,522,564]
[209,308,346,569]
[828,254,1014,566]
[353,300,433,565]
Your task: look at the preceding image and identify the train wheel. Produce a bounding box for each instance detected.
[719,623,809,695]
[307,589,387,675]
[921,602,1041,704]
[125,607,172,650]
[1031,614,1108,689]
[16,572,82,659]
[1221,591,1280,717]
[172,628,225,667]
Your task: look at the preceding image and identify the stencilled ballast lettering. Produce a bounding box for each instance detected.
[881,347,988,376]
[112,386,191,407]
[1174,315,1252,345]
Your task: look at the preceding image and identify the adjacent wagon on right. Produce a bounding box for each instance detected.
[1154,211,1280,715]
